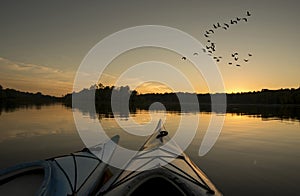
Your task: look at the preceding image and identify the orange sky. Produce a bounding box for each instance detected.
[0,1,299,96]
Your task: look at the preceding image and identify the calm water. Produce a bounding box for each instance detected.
[0,104,299,195]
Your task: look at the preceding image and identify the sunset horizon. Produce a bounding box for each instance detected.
[1,81,299,97]
[1,1,299,195]
[1,1,299,97]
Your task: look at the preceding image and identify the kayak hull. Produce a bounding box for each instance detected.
[1,119,222,196]
[0,135,119,196]
[103,167,221,196]
[99,120,222,196]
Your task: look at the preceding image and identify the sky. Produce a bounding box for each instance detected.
[0,0,299,96]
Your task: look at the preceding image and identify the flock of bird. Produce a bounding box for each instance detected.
[182,11,253,67]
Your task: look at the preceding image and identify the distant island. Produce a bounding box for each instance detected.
[1,84,300,120]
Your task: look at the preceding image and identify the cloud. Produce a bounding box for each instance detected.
[0,57,68,75]
[0,57,75,96]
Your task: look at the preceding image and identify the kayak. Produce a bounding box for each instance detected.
[98,120,222,196]
[1,120,221,196]
[0,135,119,196]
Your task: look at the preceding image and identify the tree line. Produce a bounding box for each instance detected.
[1,84,299,120]
[0,85,59,111]
[1,84,300,110]
[60,84,300,114]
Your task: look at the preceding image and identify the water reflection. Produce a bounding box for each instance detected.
[225,104,300,121]
[69,103,300,122]
[1,100,299,121]
[0,102,55,114]
[0,104,299,195]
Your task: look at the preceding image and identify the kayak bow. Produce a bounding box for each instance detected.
[1,120,222,196]
[98,120,222,196]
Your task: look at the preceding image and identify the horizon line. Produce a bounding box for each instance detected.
[1,84,299,98]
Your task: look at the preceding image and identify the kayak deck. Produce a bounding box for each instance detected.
[99,120,222,196]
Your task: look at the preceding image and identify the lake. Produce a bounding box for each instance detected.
[0,104,299,195]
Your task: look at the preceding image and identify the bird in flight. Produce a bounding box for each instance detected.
[224,23,229,28]
[201,10,253,67]
[232,52,238,57]
[193,52,199,56]
[230,20,237,24]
